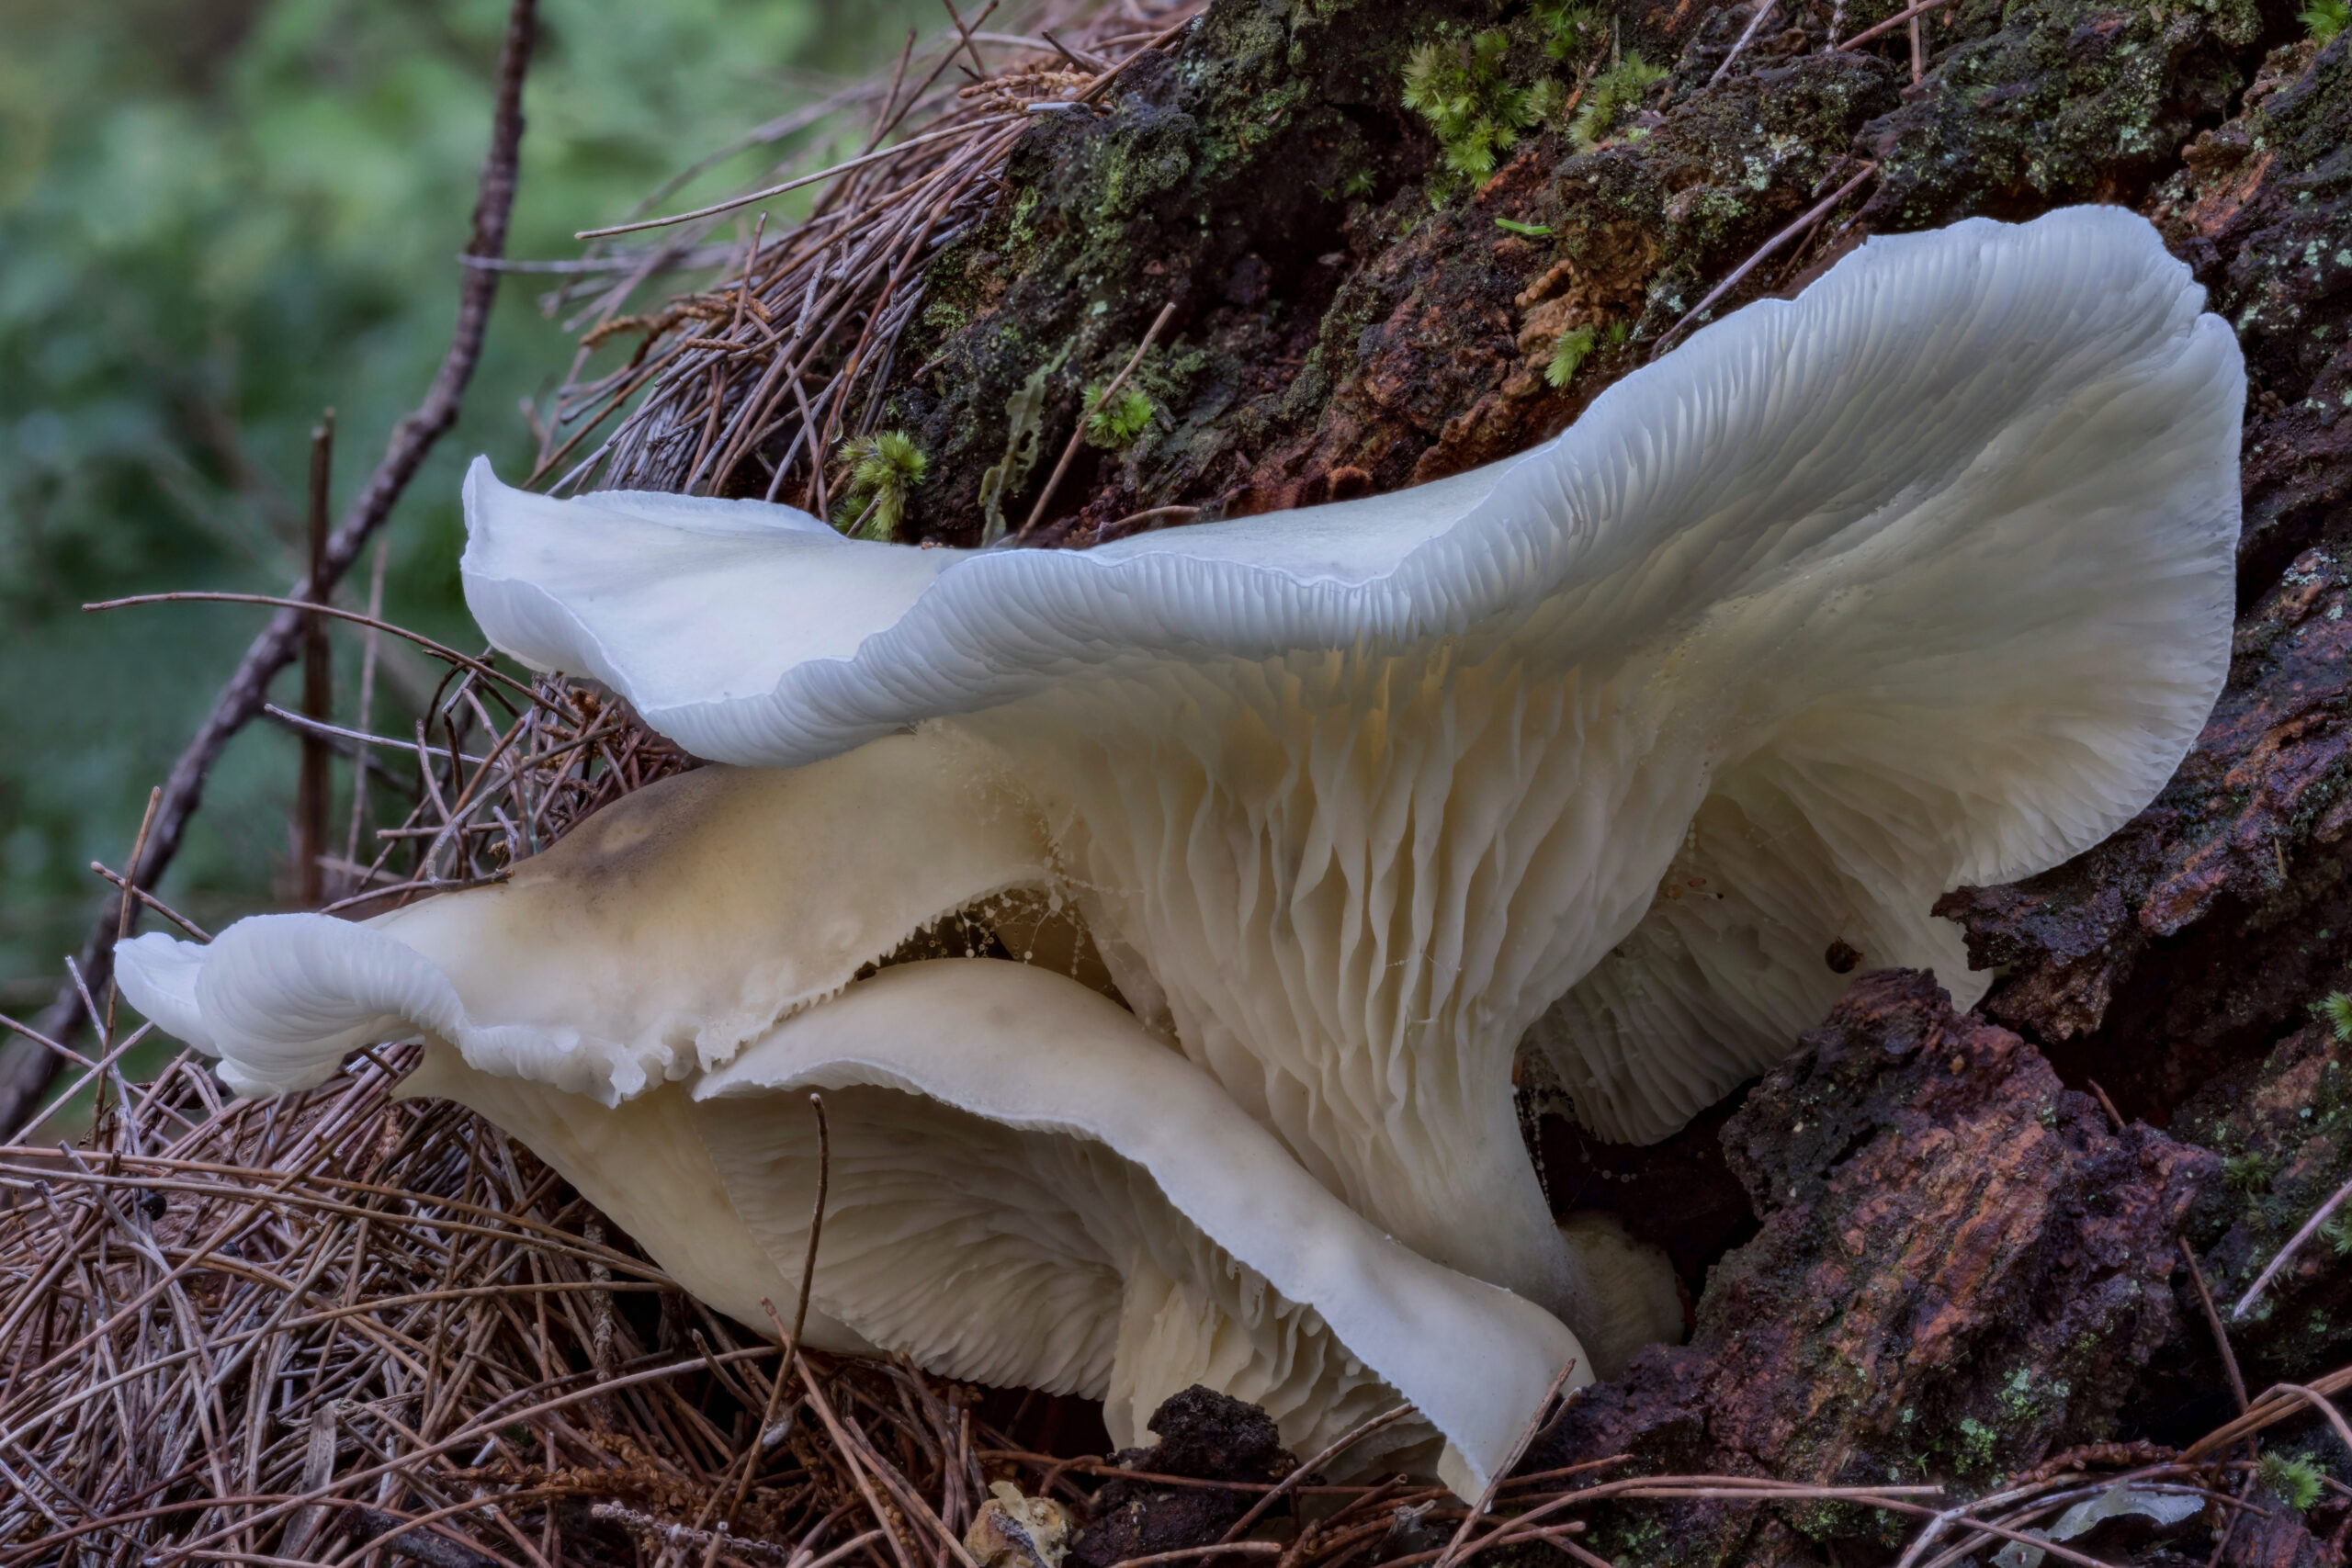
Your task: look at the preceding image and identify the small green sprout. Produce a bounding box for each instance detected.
[1083,381,1157,450]
[834,431,928,542]
[1495,217,1554,237]
[2318,989,2352,1042]
[2301,0,2347,40]
[2324,1207,2352,1256]
[2259,1450,2326,1512]
[1341,168,1378,199]
[2225,1150,2278,1194]
[1568,53,1668,150]
[1403,30,1545,201]
[1535,0,1600,58]
[1545,324,1597,389]
[1604,319,1631,349]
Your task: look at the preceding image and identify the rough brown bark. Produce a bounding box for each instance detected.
[864,5,2352,1559]
[1526,972,2221,1564]
[1939,38,2352,1133]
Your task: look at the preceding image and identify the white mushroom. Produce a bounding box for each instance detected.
[123,950,1584,1496]
[124,729,1057,1101]
[117,744,1587,1494]
[456,209,2244,1334]
[692,957,1582,1494]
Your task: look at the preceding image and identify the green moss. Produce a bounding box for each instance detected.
[2318,990,2352,1041]
[2301,0,2347,39]
[2226,1150,2278,1194]
[1955,1416,1997,1473]
[1534,0,1600,59]
[1084,380,1158,449]
[1568,54,1668,150]
[2260,1450,2327,1511]
[1545,324,1596,388]
[1996,1366,2069,1425]
[1402,30,1548,202]
[834,431,929,542]
[1594,1514,1666,1564]
[1007,186,1043,248]
[922,297,968,335]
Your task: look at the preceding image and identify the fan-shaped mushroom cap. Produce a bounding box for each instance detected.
[693,957,1585,1495]
[119,731,1057,1102]
[117,729,1588,1494]
[120,929,1585,1495]
[459,209,2242,1329]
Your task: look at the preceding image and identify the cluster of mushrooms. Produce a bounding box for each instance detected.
[122,209,2245,1496]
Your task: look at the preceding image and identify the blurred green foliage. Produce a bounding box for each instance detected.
[0,0,926,1005]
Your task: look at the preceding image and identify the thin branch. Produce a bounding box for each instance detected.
[2183,1239,2251,1412]
[2233,1169,2352,1319]
[1838,0,1961,49]
[1651,163,1877,358]
[1711,0,1779,84]
[83,594,548,707]
[575,121,1013,240]
[1018,298,1178,538]
[85,863,211,942]
[0,0,539,1136]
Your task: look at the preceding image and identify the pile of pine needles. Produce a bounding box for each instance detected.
[0,1019,2329,1568]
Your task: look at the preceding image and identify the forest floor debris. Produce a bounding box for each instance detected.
[9,0,2352,1562]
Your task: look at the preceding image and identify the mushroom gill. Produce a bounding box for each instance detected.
[453,208,2245,1342]
[116,736,1588,1496]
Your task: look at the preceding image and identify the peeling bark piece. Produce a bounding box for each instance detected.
[1528,970,2219,1568]
[1069,1387,1292,1568]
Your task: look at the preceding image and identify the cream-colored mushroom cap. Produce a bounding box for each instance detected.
[458,208,2243,1339]
[119,938,1585,1495]
[120,730,1057,1102]
[116,736,1589,1495]
[692,956,1585,1495]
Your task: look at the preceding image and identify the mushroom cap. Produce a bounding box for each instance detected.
[115,737,1587,1495]
[118,731,1057,1102]
[119,929,1585,1495]
[459,209,2241,1309]
[396,1043,881,1357]
[695,956,1586,1493]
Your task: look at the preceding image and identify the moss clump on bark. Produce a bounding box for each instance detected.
[872,0,2274,545]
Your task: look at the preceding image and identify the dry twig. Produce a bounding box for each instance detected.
[0,0,542,1135]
